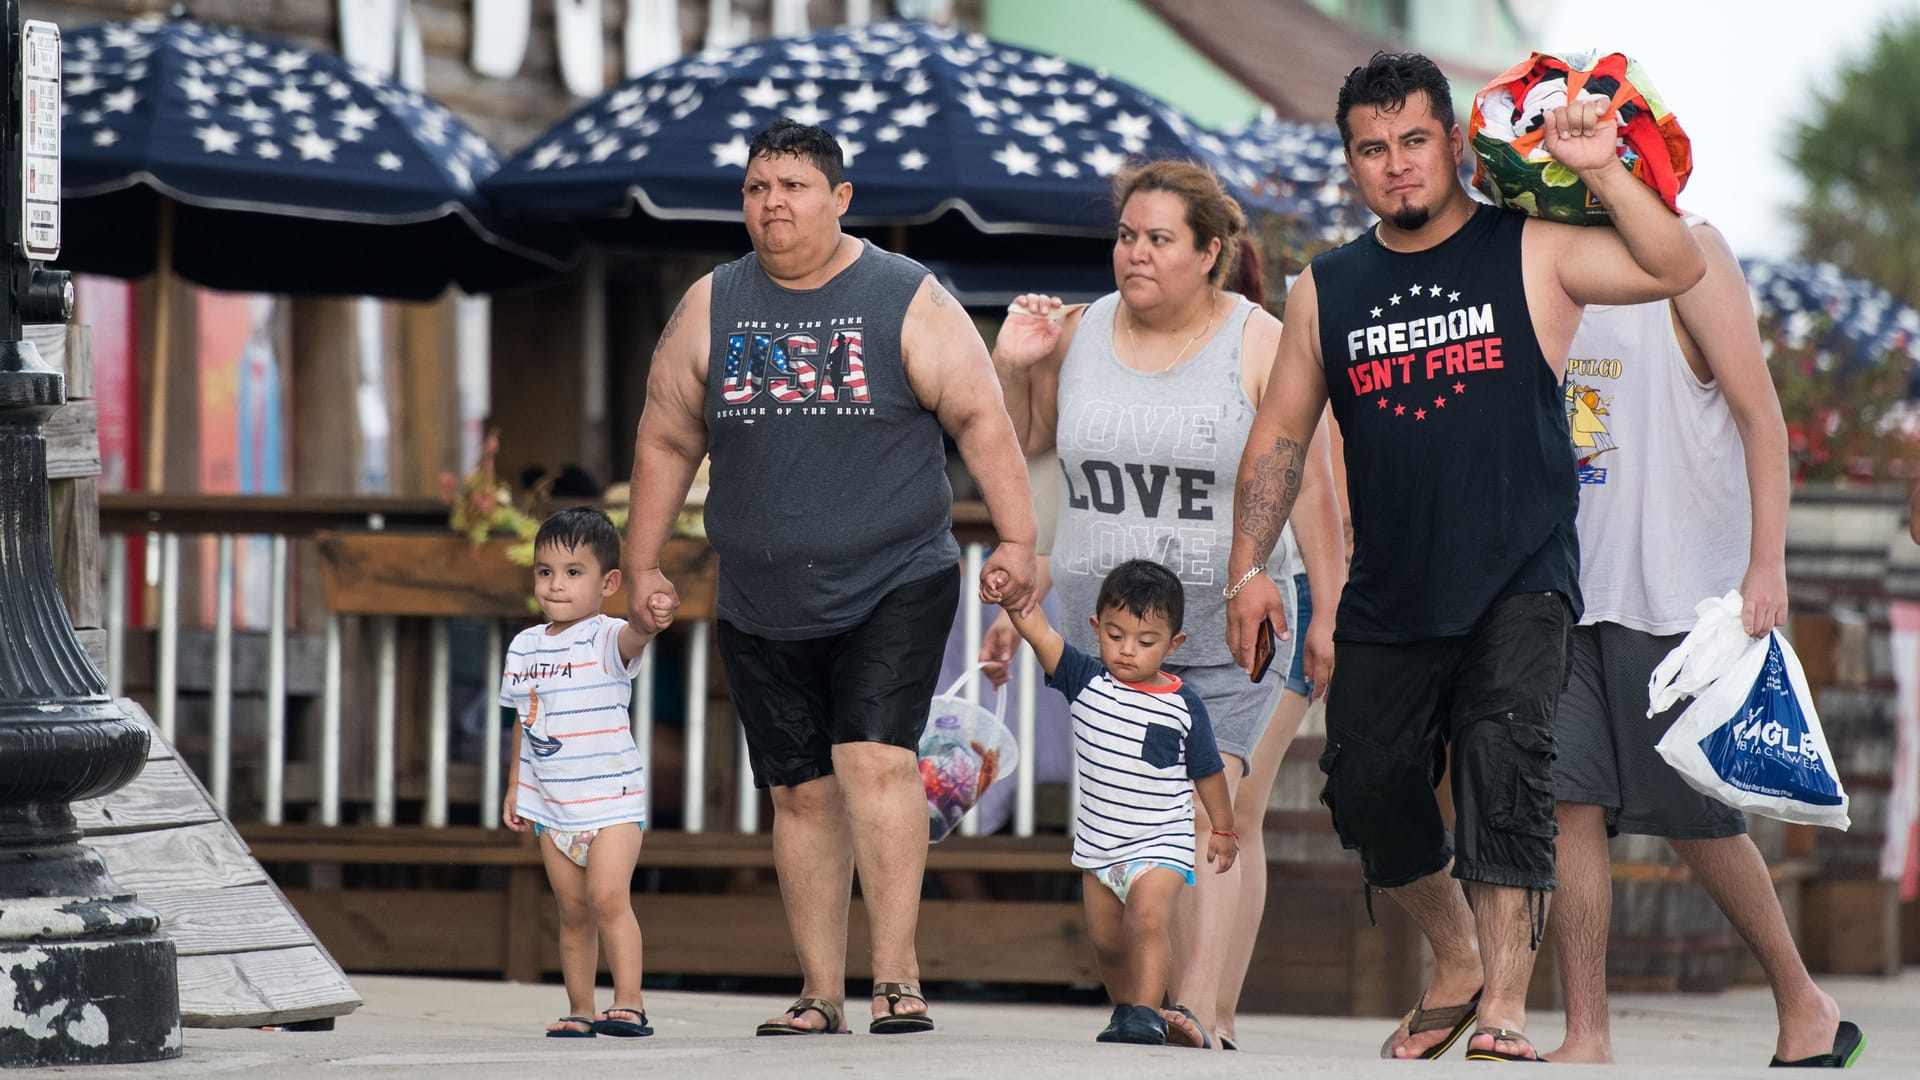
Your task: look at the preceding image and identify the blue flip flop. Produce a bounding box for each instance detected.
[546,1015,597,1038]
[593,1006,653,1038]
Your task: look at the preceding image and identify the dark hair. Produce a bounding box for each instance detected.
[534,507,621,576]
[1224,234,1267,307]
[748,119,845,187]
[1095,559,1185,634]
[1336,52,1456,148]
[1112,160,1246,286]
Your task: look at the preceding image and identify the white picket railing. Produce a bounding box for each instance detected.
[104,522,1045,837]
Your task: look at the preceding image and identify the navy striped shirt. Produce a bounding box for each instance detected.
[1047,643,1222,874]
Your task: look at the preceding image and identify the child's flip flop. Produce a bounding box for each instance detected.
[546,1015,597,1038]
[592,1006,653,1037]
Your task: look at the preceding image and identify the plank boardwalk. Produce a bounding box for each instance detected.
[73,700,362,1028]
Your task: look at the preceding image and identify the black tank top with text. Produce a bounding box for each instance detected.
[1313,204,1580,642]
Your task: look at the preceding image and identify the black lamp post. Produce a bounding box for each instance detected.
[0,4,182,1066]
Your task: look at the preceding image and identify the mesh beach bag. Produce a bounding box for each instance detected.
[919,664,1022,842]
[1469,50,1691,224]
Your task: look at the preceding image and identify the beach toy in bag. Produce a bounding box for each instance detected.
[1469,51,1691,224]
[1648,592,1850,830]
[919,664,1022,842]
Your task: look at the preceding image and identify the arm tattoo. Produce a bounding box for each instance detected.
[656,293,689,355]
[927,280,950,308]
[1236,436,1304,564]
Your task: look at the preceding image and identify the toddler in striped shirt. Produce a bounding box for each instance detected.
[500,507,671,1039]
[1002,559,1237,1046]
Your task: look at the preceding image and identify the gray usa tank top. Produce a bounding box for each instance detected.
[1054,292,1295,666]
[703,239,960,639]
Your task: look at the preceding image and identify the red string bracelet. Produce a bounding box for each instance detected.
[1211,829,1237,838]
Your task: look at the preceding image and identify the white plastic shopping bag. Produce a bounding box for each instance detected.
[919,664,1022,842]
[1650,592,1850,829]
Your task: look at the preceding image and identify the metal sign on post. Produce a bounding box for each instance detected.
[20,19,59,260]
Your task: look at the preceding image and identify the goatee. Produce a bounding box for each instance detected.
[1390,204,1431,231]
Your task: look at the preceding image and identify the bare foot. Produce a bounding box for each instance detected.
[1540,1036,1613,1064]
[1774,987,1841,1062]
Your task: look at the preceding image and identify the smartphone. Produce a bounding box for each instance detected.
[1249,618,1277,684]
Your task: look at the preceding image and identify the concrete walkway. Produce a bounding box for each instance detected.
[50,973,1918,1077]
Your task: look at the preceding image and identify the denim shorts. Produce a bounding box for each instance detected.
[1285,571,1314,697]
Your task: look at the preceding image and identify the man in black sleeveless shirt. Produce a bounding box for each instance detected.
[1225,54,1704,1062]
[623,121,1039,1037]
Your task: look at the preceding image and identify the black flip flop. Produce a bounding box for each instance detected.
[593,1006,653,1038]
[1771,1020,1865,1068]
[546,1015,597,1039]
[1164,1005,1212,1049]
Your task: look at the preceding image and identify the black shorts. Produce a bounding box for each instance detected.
[717,566,960,789]
[1319,591,1571,892]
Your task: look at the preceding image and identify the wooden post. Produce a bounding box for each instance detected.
[39,323,105,673]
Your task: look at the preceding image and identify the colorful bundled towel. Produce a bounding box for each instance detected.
[1469,51,1691,224]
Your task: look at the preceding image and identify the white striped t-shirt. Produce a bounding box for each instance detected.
[1046,643,1223,874]
[498,614,646,830]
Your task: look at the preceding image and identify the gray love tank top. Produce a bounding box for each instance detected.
[1053,291,1295,666]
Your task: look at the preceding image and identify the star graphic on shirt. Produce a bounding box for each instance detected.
[1434,395,1447,408]
[1448,291,1461,303]
[1388,293,1401,306]
[1376,397,1388,409]
[1409,280,1424,296]
[1370,306,1383,319]
[1394,404,1406,416]
[1453,381,1466,394]
[1428,285,1442,297]
[1415,407,1428,420]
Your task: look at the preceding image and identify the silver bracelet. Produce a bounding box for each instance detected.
[1221,565,1265,600]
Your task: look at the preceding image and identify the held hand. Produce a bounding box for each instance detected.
[1541,96,1622,178]
[1739,561,1789,638]
[993,294,1066,370]
[1304,617,1335,700]
[1207,831,1239,873]
[503,793,529,832]
[981,541,1037,614]
[979,611,1021,688]
[627,567,681,633]
[1225,572,1289,677]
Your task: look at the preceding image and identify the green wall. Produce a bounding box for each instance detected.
[983,0,1265,129]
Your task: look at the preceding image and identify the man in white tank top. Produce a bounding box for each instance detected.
[1546,220,1860,1066]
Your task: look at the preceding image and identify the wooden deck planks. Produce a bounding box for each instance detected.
[75,700,361,1027]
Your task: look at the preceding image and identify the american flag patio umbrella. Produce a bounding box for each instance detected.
[480,20,1297,250]
[55,16,571,299]
[1742,258,1920,393]
[1216,116,1369,245]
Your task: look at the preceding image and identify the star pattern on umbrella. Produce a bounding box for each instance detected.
[62,16,502,195]
[1741,257,1920,377]
[508,20,1261,193]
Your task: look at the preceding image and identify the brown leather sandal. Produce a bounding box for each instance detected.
[755,997,847,1036]
[1381,987,1483,1059]
[869,982,935,1034]
[1463,1025,1548,1062]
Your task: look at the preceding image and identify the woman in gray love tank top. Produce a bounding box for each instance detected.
[979,162,1347,1051]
